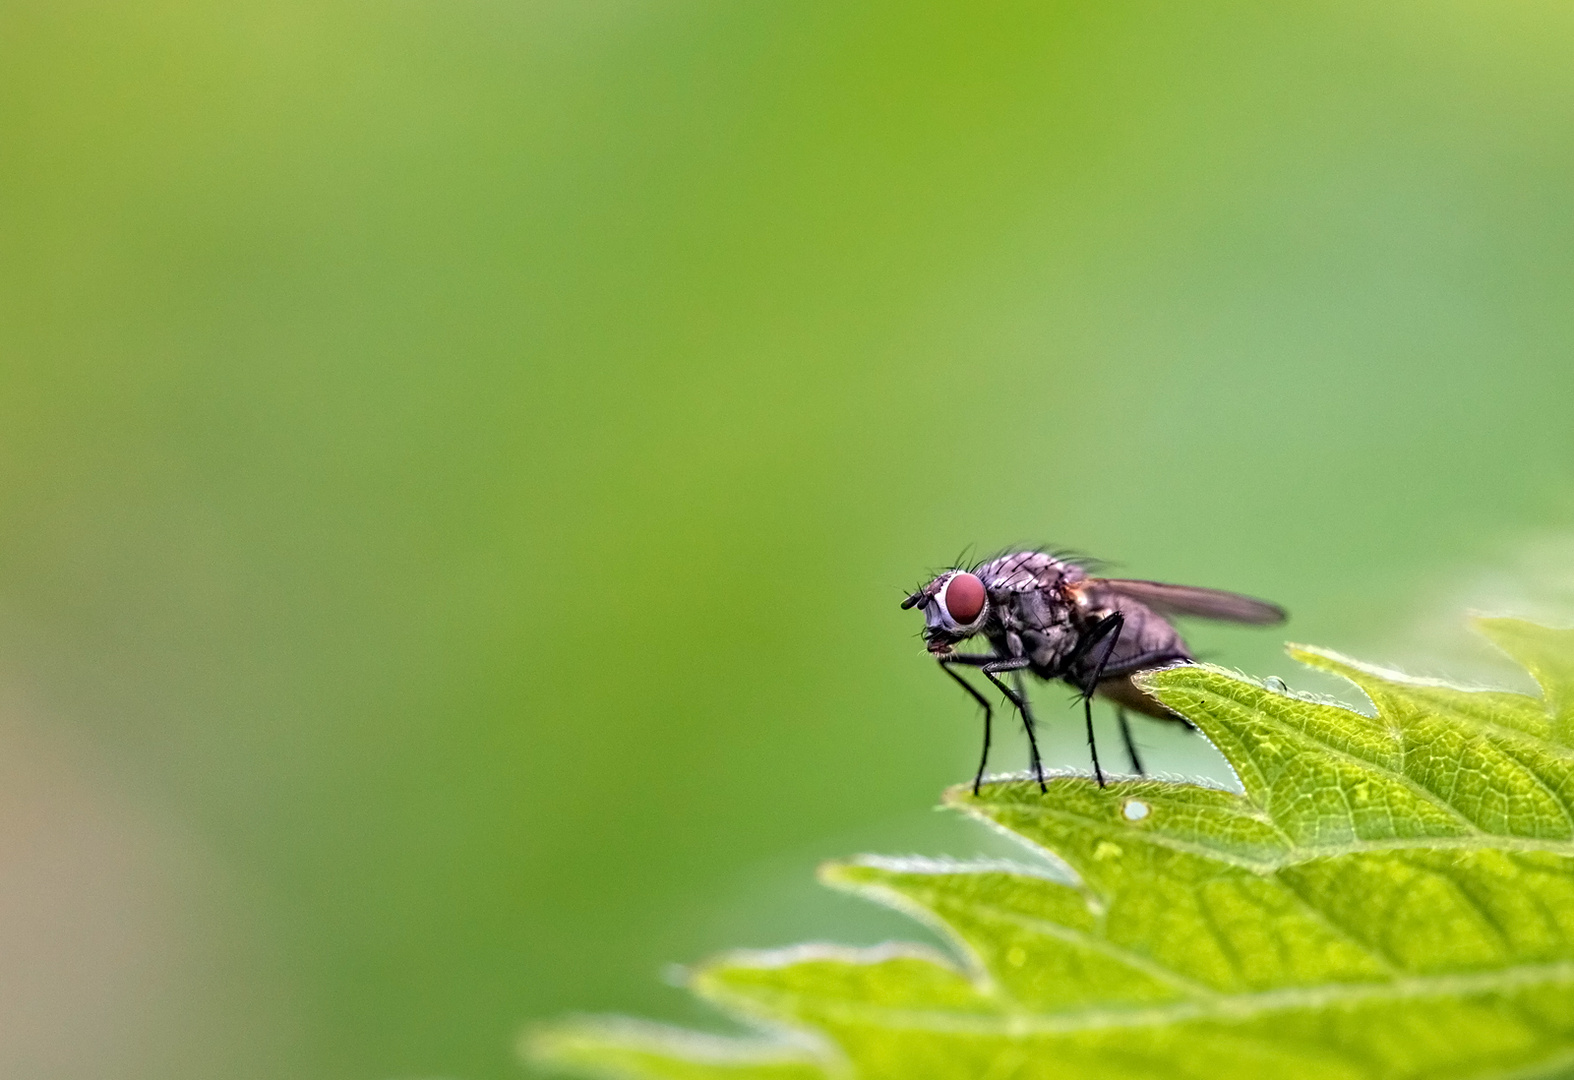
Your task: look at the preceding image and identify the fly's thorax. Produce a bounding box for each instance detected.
[989,577,1080,670]
[975,550,1083,593]
[1020,622,1083,671]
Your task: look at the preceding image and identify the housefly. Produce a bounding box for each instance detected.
[902,550,1285,793]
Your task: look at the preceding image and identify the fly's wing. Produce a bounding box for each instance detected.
[1091,578,1286,625]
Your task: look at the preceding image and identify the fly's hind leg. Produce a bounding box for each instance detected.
[1116,707,1145,776]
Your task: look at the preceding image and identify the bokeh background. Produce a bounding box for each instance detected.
[5,2,1574,1077]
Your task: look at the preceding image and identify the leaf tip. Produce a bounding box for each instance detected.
[516,1016,638,1076]
[815,859,864,890]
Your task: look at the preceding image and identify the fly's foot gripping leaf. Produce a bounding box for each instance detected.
[528,618,1574,1080]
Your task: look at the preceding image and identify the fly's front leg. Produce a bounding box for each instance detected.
[938,660,995,796]
[944,653,1041,794]
[977,657,1043,793]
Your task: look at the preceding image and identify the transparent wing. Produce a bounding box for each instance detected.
[1092,578,1287,625]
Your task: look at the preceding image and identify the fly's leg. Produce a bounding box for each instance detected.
[1082,699,1105,788]
[1067,613,1124,788]
[1012,671,1046,790]
[1116,707,1145,776]
[976,658,1042,793]
[938,661,994,795]
[943,653,1040,794]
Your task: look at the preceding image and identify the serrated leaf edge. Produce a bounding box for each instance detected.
[692,960,1574,1036]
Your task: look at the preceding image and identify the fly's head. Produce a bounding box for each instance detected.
[902,570,989,656]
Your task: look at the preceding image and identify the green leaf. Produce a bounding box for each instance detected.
[526,1018,831,1080]
[527,622,1574,1079]
[1475,616,1574,744]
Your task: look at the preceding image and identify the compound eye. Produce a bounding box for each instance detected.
[942,572,986,624]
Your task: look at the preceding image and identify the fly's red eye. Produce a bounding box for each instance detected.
[943,572,986,624]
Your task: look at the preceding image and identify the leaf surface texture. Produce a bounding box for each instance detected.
[530,619,1574,1080]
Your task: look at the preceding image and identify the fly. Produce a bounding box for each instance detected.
[901,550,1285,793]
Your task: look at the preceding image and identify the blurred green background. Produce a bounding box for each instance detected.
[4,1,1574,1077]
